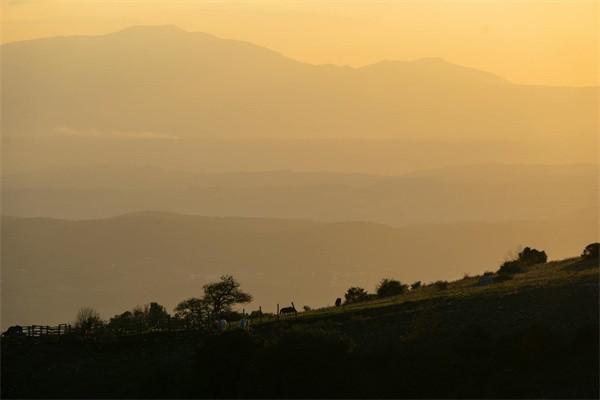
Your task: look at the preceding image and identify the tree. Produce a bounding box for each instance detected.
[74,307,103,334]
[582,243,599,259]
[146,302,170,329]
[376,279,407,298]
[202,275,252,318]
[174,297,210,328]
[344,287,369,304]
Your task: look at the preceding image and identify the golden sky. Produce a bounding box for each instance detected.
[1,0,598,86]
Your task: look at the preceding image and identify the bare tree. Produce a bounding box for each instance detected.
[74,307,103,334]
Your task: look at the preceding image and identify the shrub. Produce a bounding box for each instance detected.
[344,287,369,304]
[434,280,449,291]
[376,279,407,297]
[518,247,547,265]
[581,243,599,259]
[411,281,422,290]
[498,260,525,275]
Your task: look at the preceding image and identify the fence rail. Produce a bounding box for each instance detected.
[19,324,72,337]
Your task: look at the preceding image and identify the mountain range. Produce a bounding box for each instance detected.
[2,25,597,174]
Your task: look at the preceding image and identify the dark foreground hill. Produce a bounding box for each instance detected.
[2,256,598,398]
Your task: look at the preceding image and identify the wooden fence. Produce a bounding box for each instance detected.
[21,324,72,337]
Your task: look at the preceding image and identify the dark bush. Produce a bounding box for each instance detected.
[411,281,422,290]
[376,278,407,297]
[344,287,369,304]
[518,247,547,265]
[498,260,525,275]
[582,243,599,259]
[434,280,449,290]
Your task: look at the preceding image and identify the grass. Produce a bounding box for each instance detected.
[258,256,598,326]
[2,256,598,398]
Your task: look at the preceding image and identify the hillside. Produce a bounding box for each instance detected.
[2,212,596,328]
[2,256,598,398]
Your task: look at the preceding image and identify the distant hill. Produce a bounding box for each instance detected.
[3,164,597,224]
[2,212,596,327]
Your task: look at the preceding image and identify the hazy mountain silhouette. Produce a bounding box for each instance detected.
[2,211,596,327]
[3,25,596,142]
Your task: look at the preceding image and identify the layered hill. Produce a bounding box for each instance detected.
[3,164,597,224]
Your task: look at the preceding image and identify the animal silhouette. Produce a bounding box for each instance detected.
[279,302,297,317]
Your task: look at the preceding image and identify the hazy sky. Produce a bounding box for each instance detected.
[2,0,598,86]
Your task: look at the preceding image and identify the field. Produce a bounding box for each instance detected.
[2,256,598,398]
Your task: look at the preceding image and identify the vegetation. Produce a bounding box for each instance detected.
[376,278,407,298]
[498,246,548,276]
[73,307,103,334]
[344,287,369,304]
[109,303,171,333]
[2,247,598,398]
[582,242,599,259]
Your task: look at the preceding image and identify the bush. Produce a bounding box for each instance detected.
[434,280,449,291]
[582,243,599,259]
[344,287,369,304]
[376,279,407,297]
[518,247,547,265]
[498,260,525,275]
[411,281,422,290]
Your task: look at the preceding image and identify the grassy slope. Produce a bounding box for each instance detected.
[251,256,597,339]
[2,256,598,398]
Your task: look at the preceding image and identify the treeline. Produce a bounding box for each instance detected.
[73,275,253,335]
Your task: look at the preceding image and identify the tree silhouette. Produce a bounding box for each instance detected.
[74,307,103,334]
[203,275,252,318]
[174,298,209,329]
[146,302,170,329]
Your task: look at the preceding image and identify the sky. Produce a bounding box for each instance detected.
[1,0,598,86]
